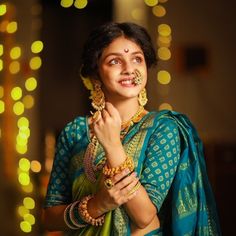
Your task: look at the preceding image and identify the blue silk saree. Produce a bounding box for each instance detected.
[45,110,221,235]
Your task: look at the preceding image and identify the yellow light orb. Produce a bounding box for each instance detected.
[18,172,30,186]
[18,206,29,217]
[29,56,42,70]
[9,61,20,74]
[0,44,3,56]
[74,0,88,9]
[158,47,171,60]
[23,197,35,210]
[157,70,171,85]
[25,77,37,91]
[24,214,35,225]
[152,5,166,17]
[0,4,7,16]
[159,103,173,111]
[6,21,17,33]
[17,135,28,146]
[22,182,33,193]
[158,24,171,37]
[60,0,74,8]
[131,8,145,21]
[31,160,42,173]
[0,100,4,114]
[13,101,24,115]
[0,86,3,98]
[22,95,34,109]
[31,40,43,53]
[17,117,29,128]
[20,221,32,233]
[0,59,3,71]
[16,144,28,154]
[19,128,30,139]
[144,0,158,7]
[10,46,21,59]
[11,87,22,100]
[157,35,172,47]
[19,158,31,172]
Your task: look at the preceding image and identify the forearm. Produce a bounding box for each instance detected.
[124,185,158,229]
[43,205,68,231]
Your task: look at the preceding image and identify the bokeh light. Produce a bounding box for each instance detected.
[157,70,171,84]
[158,24,171,37]
[18,172,30,186]
[144,0,158,7]
[0,4,7,16]
[31,160,41,173]
[23,197,35,210]
[29,56,42,70]
[24,214,35,225]
[9,61,20,74]
[74,0,88,9]
[17,117,29,128]
[0,44,3,56]
[6,21,17,33]
[22,95,34,109]
[31,40,43,53]
[158,47,171,60]
[25,77,37,91]
[11,87,23,101]
[20,221,32,233]
[13,101,25,115]
[152,5,166,17]
[159,102,173,110]
[60,0,73,8]
[10,46,21,59]
[19,158,31,172]
[0,100,5,114]
[0,86,4,98]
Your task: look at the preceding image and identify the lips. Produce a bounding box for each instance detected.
[119,77,135,86]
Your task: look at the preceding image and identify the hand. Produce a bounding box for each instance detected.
[94,169,140,213]
[93,102,122,150]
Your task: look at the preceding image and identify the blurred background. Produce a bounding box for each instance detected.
[0,0,235,235]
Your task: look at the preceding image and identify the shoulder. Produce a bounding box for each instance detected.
[58,116,88,146]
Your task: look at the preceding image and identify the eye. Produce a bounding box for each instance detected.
[109,58,121,65]
[133,56,143,64]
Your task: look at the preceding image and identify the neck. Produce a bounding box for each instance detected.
[106,98,141,123]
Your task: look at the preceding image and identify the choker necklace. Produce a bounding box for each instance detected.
[84,106,148,183]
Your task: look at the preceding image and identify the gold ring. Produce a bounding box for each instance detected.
[104,178,114,189]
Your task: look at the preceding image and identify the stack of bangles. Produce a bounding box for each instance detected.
[64,195,105,229]
[103,155,141,195]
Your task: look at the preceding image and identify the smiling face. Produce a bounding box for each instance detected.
[98,36,148,104]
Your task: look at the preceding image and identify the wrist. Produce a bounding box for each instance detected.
[87,194,108,217]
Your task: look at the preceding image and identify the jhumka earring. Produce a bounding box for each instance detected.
[138,88,148,106]
[90,79,105,119]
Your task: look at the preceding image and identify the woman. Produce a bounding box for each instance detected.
[43,22,221,235]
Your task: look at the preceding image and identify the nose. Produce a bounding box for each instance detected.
[122,60,134,75]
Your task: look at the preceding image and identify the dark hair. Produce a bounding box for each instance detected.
[81,22,157,77]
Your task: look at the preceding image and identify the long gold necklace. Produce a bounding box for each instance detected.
[84,106,148,183]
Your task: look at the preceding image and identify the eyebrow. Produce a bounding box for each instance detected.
[102,51,144,61]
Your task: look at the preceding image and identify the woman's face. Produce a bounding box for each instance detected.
[98,36,147,103]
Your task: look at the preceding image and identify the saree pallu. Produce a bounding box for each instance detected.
[45,110,221,236]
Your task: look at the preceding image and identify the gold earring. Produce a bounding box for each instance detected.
[138,88,148,106]
[91,79,105,111]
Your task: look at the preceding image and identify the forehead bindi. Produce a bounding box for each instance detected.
[101,37,143,60]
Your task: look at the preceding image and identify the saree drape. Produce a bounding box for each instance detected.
[45,110,221,236]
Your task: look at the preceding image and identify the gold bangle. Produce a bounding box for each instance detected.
[127,182,141,196]
[103,156,134,178]
[78,195,105,226]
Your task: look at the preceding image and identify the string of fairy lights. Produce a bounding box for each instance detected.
[60,0,173,111]
[0,2,42,234]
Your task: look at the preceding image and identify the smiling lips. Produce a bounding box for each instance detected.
[119,77,136,86]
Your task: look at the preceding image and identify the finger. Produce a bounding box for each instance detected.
[101,109,110,120]
[115,172,137,190]
[112,168,130,184]
[120,177,140,195]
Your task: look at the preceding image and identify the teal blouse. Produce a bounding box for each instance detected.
[44,110,221,236]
